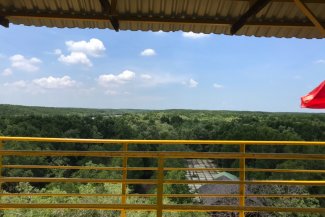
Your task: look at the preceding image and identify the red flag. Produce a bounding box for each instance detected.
[301,80,325,109]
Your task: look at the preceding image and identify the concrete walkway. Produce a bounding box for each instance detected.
[185,159,220,192]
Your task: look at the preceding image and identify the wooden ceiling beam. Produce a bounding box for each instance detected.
[230,0,271,34]
[0,16,9,28]
[294,0,325,36]
[99,0,119,31]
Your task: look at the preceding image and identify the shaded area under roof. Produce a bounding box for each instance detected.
[0,0,324,39]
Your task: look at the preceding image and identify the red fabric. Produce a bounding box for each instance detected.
[301,80,325,109]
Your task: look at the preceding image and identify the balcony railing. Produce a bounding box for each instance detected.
[0,136,324,217]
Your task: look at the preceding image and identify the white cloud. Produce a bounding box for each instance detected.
[4,80,27,88]
[3,76,78,94]
[54,49,62,55]
[140,49,156,56]
[55,38,105,67]
[58,52,92,67]
[33,76,77,89]
[315,59,325,64]
[66,38,105,57]
[9,54,41,72]
[140,74,152,80]
[213,83,223,89]
[189,79,198,87]
[2,68,12,76]
[98,70,136,87]
[139,73,186,87]
[153,30,165,35]
[182,32,210,39]
[183,78,198,88]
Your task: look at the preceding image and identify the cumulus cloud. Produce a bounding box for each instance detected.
[66,38,106,57]
[140,49,156,56]
[98,70,136,87]
[213,83,223,89]
[183,78,198,88]
[182,32,210,39]
[54,49,62,55]
[9,54,41,72]
[56,38,105,67]
[4,76,78,94]
[315,59,325,64]
[4,80,27,88]
[140,74,152,80]
[139,73,186,87]
[2,68,12,76]
[97,70,192,95]
[33,76,77,89]
[58,52,92,67]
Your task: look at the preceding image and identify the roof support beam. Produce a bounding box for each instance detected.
[99,0,119,31]
[230,0,271,34]
[110,0,118,16]
[0,16,9,28]
[294,0,325,36]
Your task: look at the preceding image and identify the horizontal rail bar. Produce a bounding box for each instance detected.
[1,177,324,186]
[163,180,325,186]
[0,203,157,210]
[165,167,325,173]
[0,177,157,184]
[0,203,323,213]
[1,136,325,146]
[0,150,324,160]
[245,194,325,198]
[4,165,324,173]
[2,165,156,171]
[165,194,325,198]
[163,205,325,213]
[0,193,156,197]
[1,193,324,198]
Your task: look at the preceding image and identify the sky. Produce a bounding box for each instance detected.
[0,25,324,112]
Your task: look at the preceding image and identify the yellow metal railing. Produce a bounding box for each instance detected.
[0,136,324,217]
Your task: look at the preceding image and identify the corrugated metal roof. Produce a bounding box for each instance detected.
[0,0,324,39]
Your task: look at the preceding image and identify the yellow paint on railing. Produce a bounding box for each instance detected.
[1,136,325,145]
[0,136,324,216]
[3,165,325,173]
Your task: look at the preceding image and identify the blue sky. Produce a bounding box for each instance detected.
[0,25,324,112]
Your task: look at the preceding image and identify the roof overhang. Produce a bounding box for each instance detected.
[0,0,324,39]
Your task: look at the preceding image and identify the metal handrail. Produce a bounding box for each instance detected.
[0,136,324,217]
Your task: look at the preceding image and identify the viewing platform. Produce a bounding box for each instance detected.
[0,136,324,217]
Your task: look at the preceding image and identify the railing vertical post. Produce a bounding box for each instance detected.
[121,143,128,217]
[157,156,164,217]
[239,143,246,217]
[0,141,3,186]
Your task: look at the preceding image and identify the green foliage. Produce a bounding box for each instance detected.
[0,104,324,213]
[1,182,208,217]
[249,185,321,217]
[164,170,192,203]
